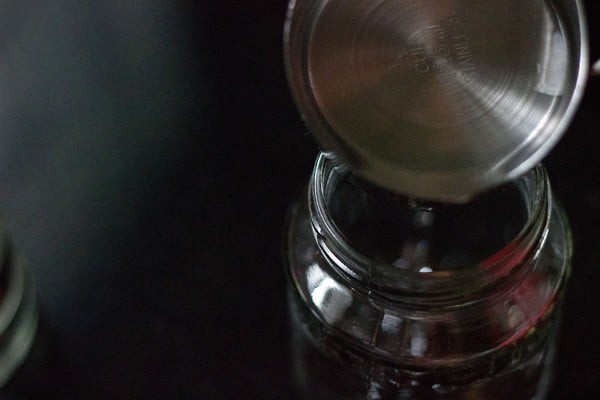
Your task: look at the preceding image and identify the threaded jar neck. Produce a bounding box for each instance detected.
[308,153,551,304]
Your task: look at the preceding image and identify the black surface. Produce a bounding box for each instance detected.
[0,1,596,398]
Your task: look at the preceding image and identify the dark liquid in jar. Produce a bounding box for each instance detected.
[289,289,558,400]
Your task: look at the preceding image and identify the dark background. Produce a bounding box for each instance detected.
[0,1,597,398]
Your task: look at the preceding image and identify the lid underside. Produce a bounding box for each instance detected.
[285,0,588,201]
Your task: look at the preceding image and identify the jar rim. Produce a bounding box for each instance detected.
[308,153,551,300]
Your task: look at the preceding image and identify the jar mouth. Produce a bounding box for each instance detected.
[309,153,551,300]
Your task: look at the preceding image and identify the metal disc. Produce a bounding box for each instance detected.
[285,0,588,201]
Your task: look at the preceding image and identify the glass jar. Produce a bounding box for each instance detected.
[285,153,571,400]
[0,228,38,389]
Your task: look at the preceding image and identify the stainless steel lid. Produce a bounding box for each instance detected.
[285,0,589,201]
